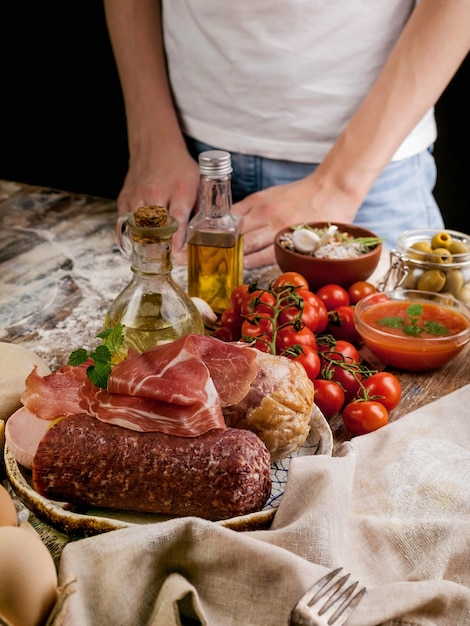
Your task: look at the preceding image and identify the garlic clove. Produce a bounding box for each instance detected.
[191,297,218,326]
[292,228,321,253]
[318,224,339,247]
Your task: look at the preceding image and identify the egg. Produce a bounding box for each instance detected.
[0,484,18,526]
[0,525,58,626]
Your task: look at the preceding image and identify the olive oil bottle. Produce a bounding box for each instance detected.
[187,150,243,314]
[105,205,204,354]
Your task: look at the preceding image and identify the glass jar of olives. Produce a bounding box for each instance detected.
[381,228,470,305]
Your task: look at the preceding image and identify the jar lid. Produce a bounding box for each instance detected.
[198,150,232,176]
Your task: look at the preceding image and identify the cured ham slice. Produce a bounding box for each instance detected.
[16,334,259,440]
[21,363,90,420]
[107,335,258,407]
[80,376,224,436]
[80,335,258,436]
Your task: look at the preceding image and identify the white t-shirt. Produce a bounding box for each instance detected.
[162,1,436,163]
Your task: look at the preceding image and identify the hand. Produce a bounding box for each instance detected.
[116,145,200,263]
[233,173,358,269]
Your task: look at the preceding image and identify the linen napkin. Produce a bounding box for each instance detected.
[53,385,470,626]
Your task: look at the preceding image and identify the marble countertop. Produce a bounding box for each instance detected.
[0,180,274,370]
[0,180,134,369]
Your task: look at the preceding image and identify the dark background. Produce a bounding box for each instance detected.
[1,3,469,233]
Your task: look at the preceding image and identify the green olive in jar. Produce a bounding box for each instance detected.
[428,248,453,264]
[408,241,433,260]
[458,285,470,305]
[443,269,464,297]
[449,239,470,255]
[431,231,453,250]
[401,266,422,289]
[417,269,446,292]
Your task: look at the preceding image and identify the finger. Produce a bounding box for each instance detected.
[242,225,275,255]
[116,190,142,215]
[172,244,188,267]
[244,244,276,269]
[118,188,168,215]
[169,203,193,253]
[232,196,252,216]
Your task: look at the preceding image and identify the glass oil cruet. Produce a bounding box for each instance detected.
[187,150,244,314]
[104,205,204,353]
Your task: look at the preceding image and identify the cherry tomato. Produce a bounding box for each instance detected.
[275,324,317,353]
[241,316,274,340]
[347,281,378,305]
[318,339,359,364]
[220,307,243,338]
[327,363,362,404]
[360,372,402,411]
[315,284,350,311]
[342,400,389,436]
[240,315,274,353]
[278,301,320,333]
[272,272,309,291]
[285,345,321,382]
[313,379,345,419]
[241,289,276,317]
[327,305,362,344]
[230,284,251,315]
[298,290,329,333]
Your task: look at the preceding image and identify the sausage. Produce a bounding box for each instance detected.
[32,413,272,520]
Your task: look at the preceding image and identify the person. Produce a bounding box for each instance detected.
[103,0,470,269]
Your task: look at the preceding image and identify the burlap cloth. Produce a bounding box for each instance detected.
[52,385,470,625]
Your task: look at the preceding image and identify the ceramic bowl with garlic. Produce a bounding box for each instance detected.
[274,222,383,291]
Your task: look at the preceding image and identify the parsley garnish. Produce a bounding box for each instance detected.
[378,304,450,337]
[68,324,125,388]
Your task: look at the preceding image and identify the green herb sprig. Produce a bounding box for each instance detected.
[378,303,450,337]
[68,323,125,388]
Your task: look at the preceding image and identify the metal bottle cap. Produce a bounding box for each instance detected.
[198,150,232,176]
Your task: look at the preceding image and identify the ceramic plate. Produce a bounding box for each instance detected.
[5,405,333,538]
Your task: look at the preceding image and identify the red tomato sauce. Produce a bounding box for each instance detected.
[358,300,470,370]
[363,301,469,338]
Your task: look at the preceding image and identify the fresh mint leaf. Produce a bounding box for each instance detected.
[407,304,423,317]
[86,361,112,389]
[96,323,125,354]
[68,348,89,367]
[403,324,421,337]
[67,324,126,389]
[90,345,112,364]
[424,321,450,335]
[378,316,403,329]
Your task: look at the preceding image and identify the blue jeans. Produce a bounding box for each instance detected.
[185,137,444,250]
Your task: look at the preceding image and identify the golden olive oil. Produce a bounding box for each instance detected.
[187,150,244,314]
[188,232,243,314]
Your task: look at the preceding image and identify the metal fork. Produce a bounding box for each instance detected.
[289,567,366,626]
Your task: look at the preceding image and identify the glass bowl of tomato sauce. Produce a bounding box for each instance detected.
[354,289,470,371]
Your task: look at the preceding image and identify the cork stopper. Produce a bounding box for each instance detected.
[131,205,170,244]
[134,205,168,228]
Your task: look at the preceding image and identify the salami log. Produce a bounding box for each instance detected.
[32,414,272,520]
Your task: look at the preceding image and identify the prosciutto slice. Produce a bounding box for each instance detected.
[17,334,258,440]
[21,362,90,420]
[80,335,258,436]
[107,335,257,406]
